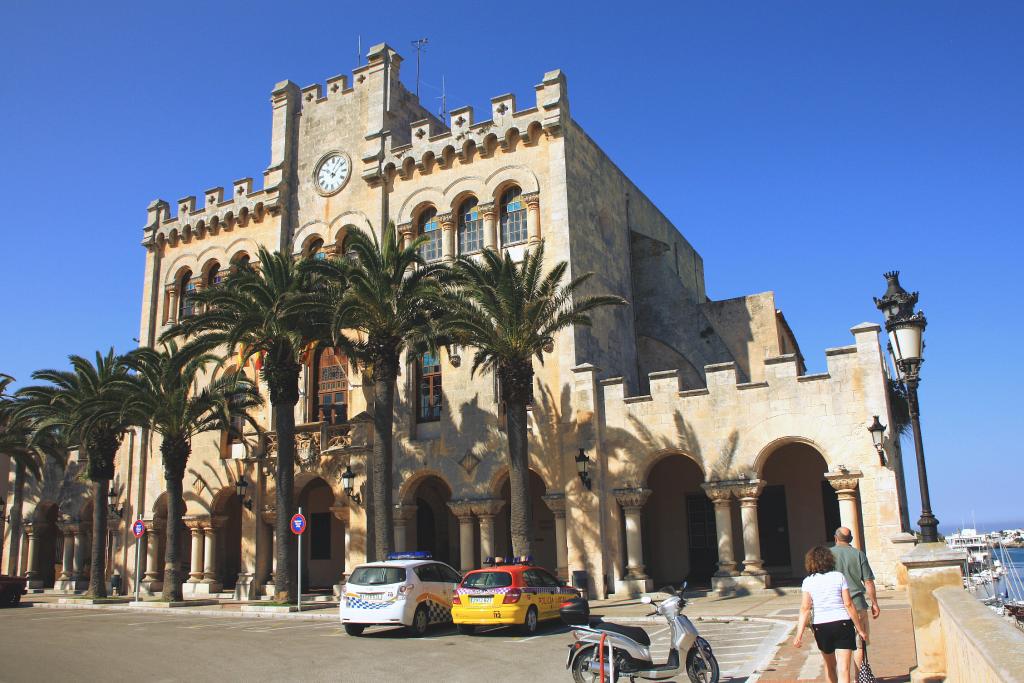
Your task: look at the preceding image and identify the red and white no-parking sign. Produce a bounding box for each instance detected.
[132,519,146,538]
[290,513,307,535]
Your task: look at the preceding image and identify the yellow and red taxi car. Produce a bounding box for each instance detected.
[451,557,579,634]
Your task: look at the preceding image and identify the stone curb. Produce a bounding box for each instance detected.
[592,614,793,627]
[27,602,337,621]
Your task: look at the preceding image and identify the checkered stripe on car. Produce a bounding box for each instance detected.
[424,599,452,624]
[345,597,394,610]
[455,586,512,595]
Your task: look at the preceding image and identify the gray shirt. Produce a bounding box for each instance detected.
[831,544,875,611]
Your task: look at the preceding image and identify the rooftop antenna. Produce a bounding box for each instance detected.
[357,35,362,67]
[438,75,447,120]
[411,37,429,98]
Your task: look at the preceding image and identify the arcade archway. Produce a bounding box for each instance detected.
[640,454,713,588]
[495,470,556,571]
[405,475,458,567]
[297,477,345,590]
[757,442,841,581]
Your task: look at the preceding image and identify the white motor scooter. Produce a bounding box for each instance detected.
[562,583,719,683]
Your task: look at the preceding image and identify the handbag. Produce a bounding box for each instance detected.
[857,641,877,683]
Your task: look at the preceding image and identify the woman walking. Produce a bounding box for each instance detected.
[793,545,869,683]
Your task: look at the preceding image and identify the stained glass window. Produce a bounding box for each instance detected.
[500,187,527,246]
[418,208,442,262]
[457,198,482,254]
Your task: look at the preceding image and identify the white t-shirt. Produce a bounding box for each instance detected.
[802,571,850,624]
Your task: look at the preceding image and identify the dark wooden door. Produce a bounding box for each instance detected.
[686,494,718,585]
[758,484,792,569]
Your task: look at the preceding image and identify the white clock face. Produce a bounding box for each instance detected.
[315,153,350,195]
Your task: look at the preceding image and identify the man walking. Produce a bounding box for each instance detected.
[830,526,879,674]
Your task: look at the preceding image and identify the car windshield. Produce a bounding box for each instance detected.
[348,566,406,586]
[462,571,513,589]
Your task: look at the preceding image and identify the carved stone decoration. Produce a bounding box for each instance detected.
[612,486,652,511]
[469,498,503,518]
[447,500,476,520]
[459,450,482,475]
[732,479,766,501]
[496,103,508,115]
[701,481,734,504]
[541,493,566,517]
[825,470,863,493]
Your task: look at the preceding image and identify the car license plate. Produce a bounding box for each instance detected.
[469,596,492,604]
[359,593,385,601]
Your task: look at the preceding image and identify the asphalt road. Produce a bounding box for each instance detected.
[0,606,786,682]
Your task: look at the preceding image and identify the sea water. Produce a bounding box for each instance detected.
[980,546,1024,602]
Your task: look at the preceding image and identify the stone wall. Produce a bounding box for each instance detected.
[935,586,1024,683]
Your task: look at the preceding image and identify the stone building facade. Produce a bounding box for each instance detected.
[2,43,910,599]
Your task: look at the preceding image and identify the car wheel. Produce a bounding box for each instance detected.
[409,605,429,637]
[456,623,475,635]
[521,606,539,635]
[343,623,365,636]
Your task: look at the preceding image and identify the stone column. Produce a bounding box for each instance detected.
[448,501,476,573]
[261,507,276,596]
[329,505,350,597]
[72,527,85,582]
[735,480,769,583]
[702,483,738,577]
[439,211,456,262]
[142,519,163,593]
[542,493,569,579]
[393,504,418,552]
[480,202,497,251]
[186,518,205,584]
[524,192,541,244]
[901,543,964,682]
[826,470,864,550]
[613,487,652,584]
[24,523,41,588]
[397,222,414,250]
[470,499,503,566]
[164,284,178,324]
[58,525,75,581]
[199,516,223,593]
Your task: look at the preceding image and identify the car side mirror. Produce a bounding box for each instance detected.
[641,596,652,604]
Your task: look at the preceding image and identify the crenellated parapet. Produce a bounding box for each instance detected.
[142,174,281,250]
[376,69,568,186]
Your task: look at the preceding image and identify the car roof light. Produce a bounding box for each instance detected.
[386,551,433,560]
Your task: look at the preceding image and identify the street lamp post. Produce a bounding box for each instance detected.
[875,270,939,543]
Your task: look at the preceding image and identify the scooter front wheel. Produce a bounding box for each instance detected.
[570,644,619,683]
[686,638,720,683]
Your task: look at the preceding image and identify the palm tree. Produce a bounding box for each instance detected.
[105,342,263,601]
[303,222,446,560]
[442,245,625,557]
[1,374,66,574]
[16,350,132,597]
[165,247,330,602]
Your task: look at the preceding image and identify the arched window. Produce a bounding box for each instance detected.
[306,237,326,260]
[499,187,527,246]
[313,347,348,423]
[178,270,196,319]
[417,208,442,262]
[417,352,442,422]
[231,253,250,272]
[206,262,222,287]
[457,198,482,255]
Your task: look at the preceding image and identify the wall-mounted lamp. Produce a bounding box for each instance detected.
[235,475,254,510]
[867,415,887,466]
[575,449,592,490]
[108,484,126,518]
[341,465,362,505]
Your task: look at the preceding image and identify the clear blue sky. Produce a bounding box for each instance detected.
[1,2,1021,531]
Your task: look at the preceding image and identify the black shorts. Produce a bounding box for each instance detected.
[811,619,856,654]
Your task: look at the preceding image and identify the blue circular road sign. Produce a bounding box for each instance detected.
[132,520,146,538]
[290,513,307,535]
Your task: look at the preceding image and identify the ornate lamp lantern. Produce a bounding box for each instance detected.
[867,415,886,466]
[235,475,253,510]
[575,449,592,490]
[874,270,939,542]
[341,464,362,505]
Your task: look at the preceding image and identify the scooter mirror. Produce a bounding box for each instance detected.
[640,596,652,604]
[681,581,688,591]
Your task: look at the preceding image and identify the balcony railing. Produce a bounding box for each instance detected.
[263,412,373,475]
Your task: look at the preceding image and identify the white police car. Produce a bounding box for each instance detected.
[340,552,462,636]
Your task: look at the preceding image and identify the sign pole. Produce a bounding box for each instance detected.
[297,506,303,611]
[134,515,141,602]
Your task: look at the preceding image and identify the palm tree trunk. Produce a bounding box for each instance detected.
[161,436,189,602]
[5,463,25,573]
[371,364,397,561]
[506,397,533,558]
[268,360,300,603]
[88,480,109,597]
